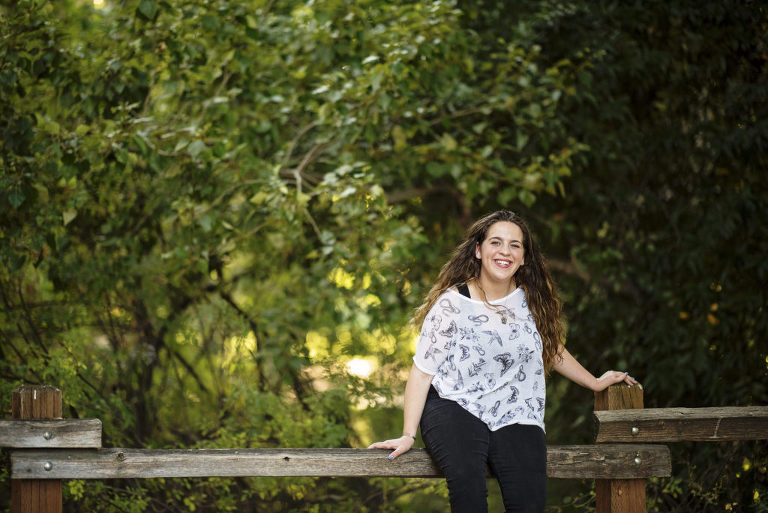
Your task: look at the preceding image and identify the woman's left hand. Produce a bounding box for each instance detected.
[594,371,639,391]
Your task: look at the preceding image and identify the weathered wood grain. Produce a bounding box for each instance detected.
[0,419,102,449]
[594,406,768,443]
[594,384,644,412]
[12,386,62,420]
[547,444,669,479]
[595,384,645,513]
[596,479,646,513]
[11,385,62,513]
[11,445,671,480]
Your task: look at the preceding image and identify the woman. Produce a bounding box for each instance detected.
[368,210,637,513]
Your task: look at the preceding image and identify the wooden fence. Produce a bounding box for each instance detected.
[1,384,766,513]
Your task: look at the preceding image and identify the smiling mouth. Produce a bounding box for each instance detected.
[494,259,512,268]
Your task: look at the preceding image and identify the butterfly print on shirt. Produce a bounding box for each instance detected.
[453,370,464,390]
[471,402,486,417]
[523,397,543,420]
[424,346,443,363]
[507,385,519,403]
[508,323,521,341]
[466,381,486,394]
[507,406,526,422]
[439,320,457,339]
[493,352,515,377]
[458,344,471,361]
[484,372,496,389]
[498,410,516,425]
[482,330,503,347]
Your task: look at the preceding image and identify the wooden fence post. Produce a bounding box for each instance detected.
[595,384,645,513]
[11,385,63,513]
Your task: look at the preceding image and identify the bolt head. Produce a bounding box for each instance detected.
[43,461,53,471]
[634,457,642,465]
[43,431,52,440]
[631,426,640,435]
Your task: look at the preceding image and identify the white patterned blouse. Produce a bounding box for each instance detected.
[413,287,546,432]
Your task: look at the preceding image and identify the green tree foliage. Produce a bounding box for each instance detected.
[1,0,766,511]
[459,1,768,511]
[0,0,580,511]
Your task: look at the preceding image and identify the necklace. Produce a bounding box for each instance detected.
[473,280,515,324]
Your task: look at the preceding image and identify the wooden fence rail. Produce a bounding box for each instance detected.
[3,384,766,513]
[10,445,671,480]
[593,406,768,443]
[0,419,102,449]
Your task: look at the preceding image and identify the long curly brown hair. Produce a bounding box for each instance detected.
[413,210,565,372]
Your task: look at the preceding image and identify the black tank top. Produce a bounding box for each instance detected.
[457,283,471,298]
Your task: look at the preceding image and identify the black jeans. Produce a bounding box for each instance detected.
[420,387,546,513]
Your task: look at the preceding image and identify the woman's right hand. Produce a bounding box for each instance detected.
[367,435,415,460]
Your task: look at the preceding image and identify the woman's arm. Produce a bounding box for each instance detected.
[368,363,434,460]
[552,345,638,392]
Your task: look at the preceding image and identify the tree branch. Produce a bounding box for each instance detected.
[218,290,268,392]
[386,185,472,225]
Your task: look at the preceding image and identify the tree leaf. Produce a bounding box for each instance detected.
[8,187,25,208]
[63,209,77,225]
[187,140,206,158]
[137,0,158,20]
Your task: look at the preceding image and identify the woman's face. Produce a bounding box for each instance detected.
[475,221,525,284]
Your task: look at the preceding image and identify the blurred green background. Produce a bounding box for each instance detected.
[1,0,766,511]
